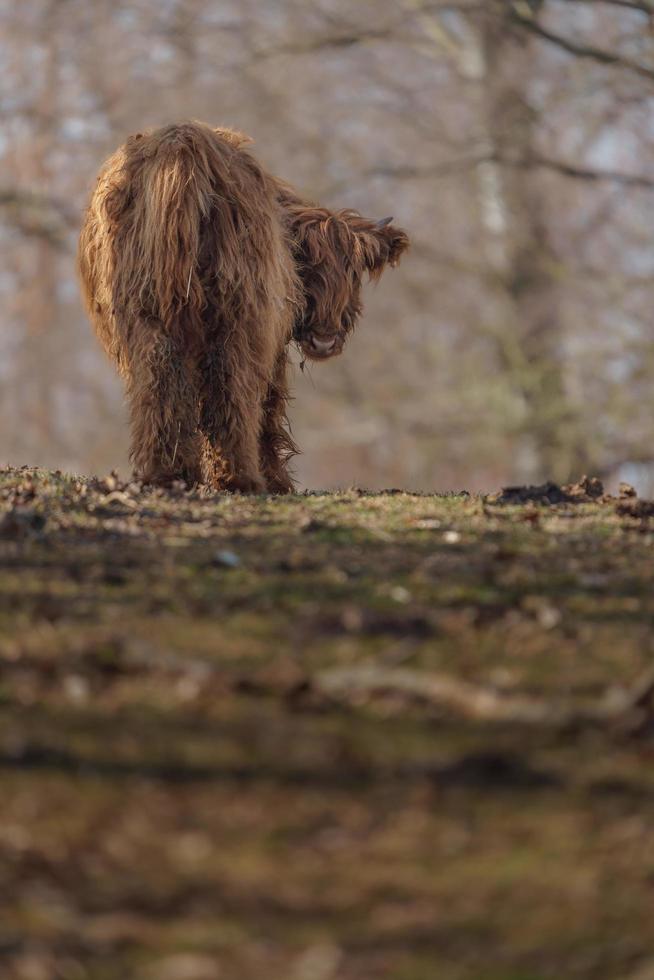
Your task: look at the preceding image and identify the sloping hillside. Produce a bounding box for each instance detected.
[1,467,654,980]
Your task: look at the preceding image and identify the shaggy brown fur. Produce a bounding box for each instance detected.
[78,121,409,492]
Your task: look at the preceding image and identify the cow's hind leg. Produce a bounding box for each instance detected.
[199,341,267,494]
[125,325,202,486]
[260,351,297,494]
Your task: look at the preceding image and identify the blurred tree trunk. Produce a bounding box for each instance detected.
[19,0,60,458]
[477,2,586,481]
[405,0,590,482]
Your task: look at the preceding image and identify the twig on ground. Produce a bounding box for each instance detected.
[311,665,654,729]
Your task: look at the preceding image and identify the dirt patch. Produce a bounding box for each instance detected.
[616,498,654,519]
[488,474,606,505]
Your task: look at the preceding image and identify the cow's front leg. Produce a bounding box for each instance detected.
[259,350,297,494]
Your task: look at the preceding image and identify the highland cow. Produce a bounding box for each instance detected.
[78,121,409,492]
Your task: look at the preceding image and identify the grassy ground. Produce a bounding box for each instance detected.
[1,466,654,980]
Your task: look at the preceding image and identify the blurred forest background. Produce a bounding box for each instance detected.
[1,0,653,493]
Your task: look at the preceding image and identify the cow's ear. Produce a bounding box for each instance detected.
[373,219,410,269]
[356,220,409,277]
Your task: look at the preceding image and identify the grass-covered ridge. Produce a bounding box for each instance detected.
[1,466,654,980]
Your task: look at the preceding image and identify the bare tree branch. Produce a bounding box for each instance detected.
[418,0,652,10]
[0,188,76,248]
[370,155,489,180]
[511,12,654,81]
[550,0,653,14]
[525,154,654,188]
[257,28,396,58]
[367,154,654,189]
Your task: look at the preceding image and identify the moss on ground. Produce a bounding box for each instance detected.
[1,466,654,980]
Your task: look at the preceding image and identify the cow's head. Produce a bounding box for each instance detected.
[290,210,409,360]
